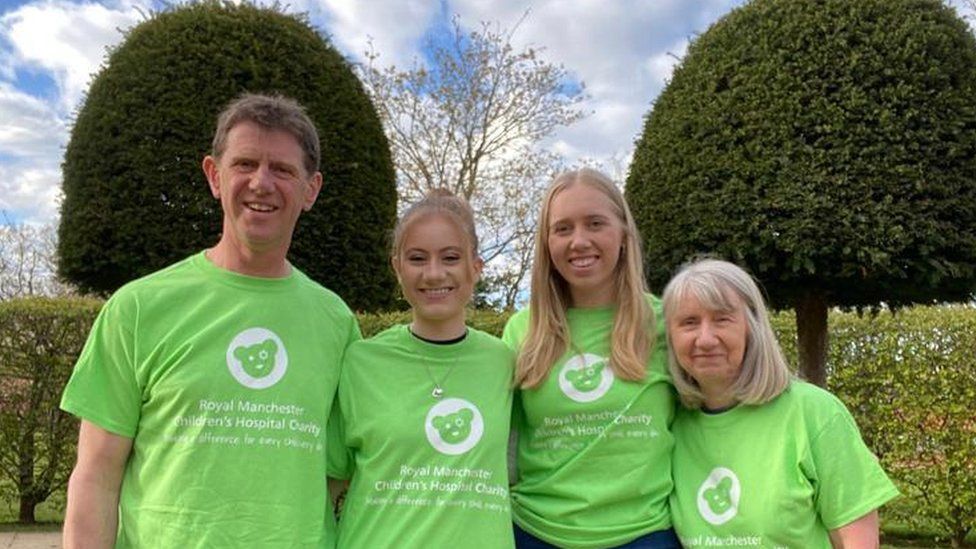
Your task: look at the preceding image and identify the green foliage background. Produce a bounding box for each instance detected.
[627,0,976,309]
[824,306,976,546]
[58,1,397,311]
[0,298,101,522]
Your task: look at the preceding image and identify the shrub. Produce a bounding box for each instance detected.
[824,307,976,547]
[0,297,102,523]
[627,0,976,384]
[768,306,975,545]
[354,309,510,339]
[58,1,398,311]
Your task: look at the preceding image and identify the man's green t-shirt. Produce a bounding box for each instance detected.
[61,252,360,548]
[670,381,899,548]
[329,325,515,549]
[502,299,675,549]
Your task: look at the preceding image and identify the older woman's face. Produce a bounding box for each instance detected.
[668,290,749,391]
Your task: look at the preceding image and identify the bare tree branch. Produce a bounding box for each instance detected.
[359,14,587,308]
[0,213,73,300]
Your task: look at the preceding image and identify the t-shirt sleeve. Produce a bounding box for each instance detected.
[346,311,363,345]
[501,310,527,351]
[60,294,142,438]
[326,395,354,479]
[807,402,900,529]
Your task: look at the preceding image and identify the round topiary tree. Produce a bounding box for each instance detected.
[627,0,976,384]
[59,1,397,311]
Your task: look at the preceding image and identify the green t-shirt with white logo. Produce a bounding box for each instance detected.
[502,298,675,549]
[329,325,515,549]
[61,252,360,549]
[670,381,899,548]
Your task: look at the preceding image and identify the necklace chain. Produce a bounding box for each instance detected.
[411,328,464,399]
[421,352,460,399]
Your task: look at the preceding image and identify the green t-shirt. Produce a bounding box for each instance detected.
[329,325,515,549]
[670,381,899,548]
[61,251,360,549]
[502,298,675,549]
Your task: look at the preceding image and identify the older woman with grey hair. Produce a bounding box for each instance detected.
[662,258,898,548]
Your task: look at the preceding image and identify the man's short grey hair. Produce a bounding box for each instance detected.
[212,93,320,175]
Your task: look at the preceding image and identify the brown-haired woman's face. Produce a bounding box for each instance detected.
[546,183,624,307]
[393,213,481,330]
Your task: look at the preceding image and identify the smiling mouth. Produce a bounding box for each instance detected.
[420,287,454,296]
[245,202,277,213]
[569,256,597,268]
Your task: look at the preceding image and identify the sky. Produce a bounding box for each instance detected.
[0,0,973,226]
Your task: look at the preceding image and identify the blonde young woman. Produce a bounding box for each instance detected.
[662,259,897,547]
[503,168,678,548]
[329,189,515,548]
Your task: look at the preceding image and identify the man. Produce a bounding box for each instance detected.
[61,93,359,548]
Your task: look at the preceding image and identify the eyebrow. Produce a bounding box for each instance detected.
[404,246,464,254]
[550,213,610,225]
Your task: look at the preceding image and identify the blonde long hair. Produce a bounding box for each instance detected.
[515,168,654,388]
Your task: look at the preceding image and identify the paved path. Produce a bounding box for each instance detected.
[0,531,60,549]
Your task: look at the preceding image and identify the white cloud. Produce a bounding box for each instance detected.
[0,82,66,158]
[0,161,61,225]
[315,0,438,67]
[1,0,145,113]
[447,0,742,165]
[0,0,148,226]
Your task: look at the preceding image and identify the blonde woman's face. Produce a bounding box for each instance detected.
[546,184,624,308]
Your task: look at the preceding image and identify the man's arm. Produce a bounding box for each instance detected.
[829,510,880,549]
[63,420,133,549]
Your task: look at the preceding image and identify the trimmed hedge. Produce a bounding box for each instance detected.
[817,307,976,546]
[0,297,972,541]
[0,297,102,523]
[628,0,976,308]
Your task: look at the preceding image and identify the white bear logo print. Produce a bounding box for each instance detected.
[558,353,614,402]
[425,398,484,455]
[697,467,741,525]
[226,327,288,389]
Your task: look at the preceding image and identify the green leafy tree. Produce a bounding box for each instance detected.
[58,1,397,311]
[627,0,976,384]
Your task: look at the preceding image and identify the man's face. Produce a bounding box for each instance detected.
[203,121,321,257]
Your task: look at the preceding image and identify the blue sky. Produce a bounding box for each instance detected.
[0,0,973,226]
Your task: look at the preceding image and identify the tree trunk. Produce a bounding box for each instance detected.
[18,497,36,524]
[795,290,828,387]
[17,422,37,524]
[950,529,970,548]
